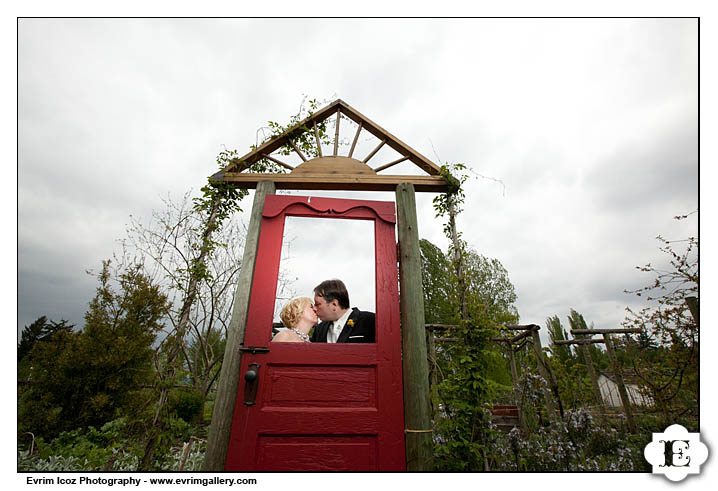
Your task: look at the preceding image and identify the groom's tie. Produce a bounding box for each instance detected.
[328,321,341,343]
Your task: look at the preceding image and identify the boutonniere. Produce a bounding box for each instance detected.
[347,319,355,328]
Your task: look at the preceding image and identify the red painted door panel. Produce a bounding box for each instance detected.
[225,195,405,471]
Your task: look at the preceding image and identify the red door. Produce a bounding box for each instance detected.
[225,195,406,471]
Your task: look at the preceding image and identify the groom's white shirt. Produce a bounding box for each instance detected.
[327,308,352,343]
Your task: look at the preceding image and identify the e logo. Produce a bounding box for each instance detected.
[644,424,708,482]
[660,439,690,467]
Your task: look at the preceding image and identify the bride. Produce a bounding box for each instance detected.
[272,297,317,343]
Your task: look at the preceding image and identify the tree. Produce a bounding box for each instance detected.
[623,213,698,421]
[546,315,572,364]
[566,309,607,370]
[18,261,168,439]
[420,237,519,470]
[18,316,74,362]
[420,239,458,325]
[121,191,247,402]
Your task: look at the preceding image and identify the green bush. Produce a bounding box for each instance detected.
[168,390,205,423]
[31,418,136,470]
[18,416,206,471]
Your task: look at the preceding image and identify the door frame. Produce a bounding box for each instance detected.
[225,194,406,471]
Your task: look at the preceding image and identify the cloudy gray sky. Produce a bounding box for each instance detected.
[17,18,698,349]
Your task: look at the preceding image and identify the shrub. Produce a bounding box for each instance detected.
[169,390,205,423]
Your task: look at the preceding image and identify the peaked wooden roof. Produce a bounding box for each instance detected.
[210,99,449,192]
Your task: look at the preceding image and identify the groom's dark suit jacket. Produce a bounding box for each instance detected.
[310,307,375,343]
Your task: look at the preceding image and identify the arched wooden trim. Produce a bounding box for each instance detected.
[261,195,396,224]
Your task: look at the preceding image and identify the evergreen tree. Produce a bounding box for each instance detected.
[18,316,75,361]
[547,315,572,364]
[18,261,168,439]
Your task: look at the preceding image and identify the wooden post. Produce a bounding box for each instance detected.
[396,182,433,471]
[203,181,276,470]
[529,329,560,421]
[507,346,527,431]
[602,333,637,432]
[579,341,607,422]
[508,348,519,399]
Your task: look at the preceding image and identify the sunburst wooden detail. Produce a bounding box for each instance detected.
[211,100,448,192]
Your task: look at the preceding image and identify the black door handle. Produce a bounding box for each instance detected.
[245,367,258,382]
[243,363,261,406]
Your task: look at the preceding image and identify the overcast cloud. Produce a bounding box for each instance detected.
[18,18,698,347]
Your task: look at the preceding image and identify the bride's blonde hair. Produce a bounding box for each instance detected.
[280,297,312,328]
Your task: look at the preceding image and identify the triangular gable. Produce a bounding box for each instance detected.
[210,99,449,192]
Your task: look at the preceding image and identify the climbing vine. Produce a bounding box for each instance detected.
[430,161,516,470]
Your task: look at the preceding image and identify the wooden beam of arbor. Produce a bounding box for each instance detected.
[554,339,604,345]
[313,122,323,158]
[514,340,529,352]
[425,324,456,331]
[348,121,363,158]
[374,155,411,173]
[218,172,448,192]
[509,329,534,344]
[501,324,541,331]
[337,101,442,176]
[225,101,342,170]
[363,140,386,164]
[333,109,341,156]
[571,328,642,335]
[261,154,294,171]
[288,139,308,162]
[491,329,533,345]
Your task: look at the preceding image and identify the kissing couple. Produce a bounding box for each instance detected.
[272,279,375,344]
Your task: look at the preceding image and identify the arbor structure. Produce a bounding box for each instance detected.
[203,99,450,471]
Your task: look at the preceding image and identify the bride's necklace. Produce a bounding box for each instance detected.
[290,328,310,343]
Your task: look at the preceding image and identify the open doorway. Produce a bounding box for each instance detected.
[273,216,376,323]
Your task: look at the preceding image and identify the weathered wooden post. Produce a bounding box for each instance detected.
[529,327,562,421]
[396,182,433,471]
[555,338,607,422]
[570,328,641,433]
[493,326,543,430]
[203,181,275,470]
[602,333,636,432]
[508,347,519,398]
[579,342,605,416]
[507,344,528,431]
[426,325,440,421]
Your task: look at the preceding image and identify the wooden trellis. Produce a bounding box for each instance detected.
[492,325,562,423]
[561,327,642,432]
[427,323,563,430]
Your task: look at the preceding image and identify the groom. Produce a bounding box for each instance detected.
[310,279,375,343]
